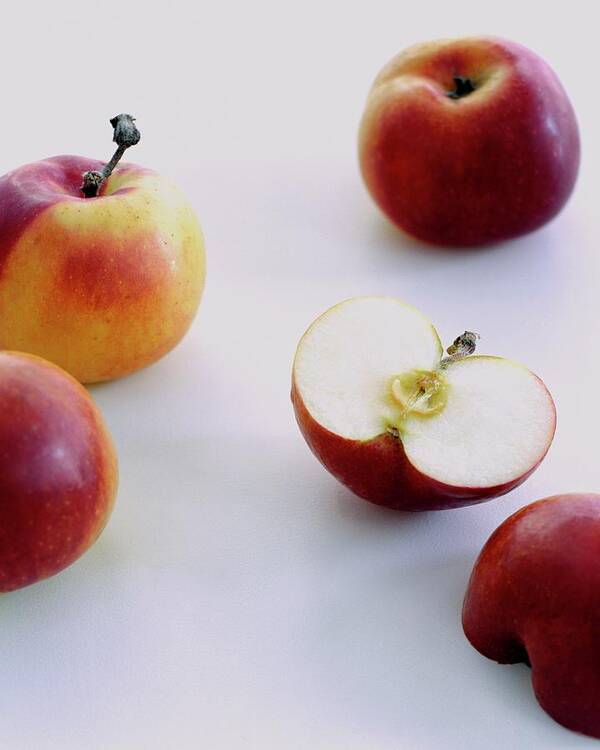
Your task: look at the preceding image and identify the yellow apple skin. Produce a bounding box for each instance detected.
[0,155,205,383]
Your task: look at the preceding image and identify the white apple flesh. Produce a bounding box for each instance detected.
[292,297,556,510]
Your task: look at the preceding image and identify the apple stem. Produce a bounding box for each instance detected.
[439,331,480,369]
[81,114,141,198]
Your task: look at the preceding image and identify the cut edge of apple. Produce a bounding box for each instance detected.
[293,297,556,496]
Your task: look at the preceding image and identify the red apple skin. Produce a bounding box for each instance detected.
[0,352,118,592]
[0,155,205,383]
[291,378,555,511]
[359,37,580,246]
[463,494,600,738]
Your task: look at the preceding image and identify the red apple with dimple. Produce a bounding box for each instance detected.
[0,351,118,592]
[292,297,555,511]
[463,494,600,739]
[359,36,580,246]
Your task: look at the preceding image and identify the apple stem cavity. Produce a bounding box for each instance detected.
[81,114,141,198]
[447,76,476,100]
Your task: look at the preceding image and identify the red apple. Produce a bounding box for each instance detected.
[291,297,555,510]
[359,36,580,246]
[463,494,600,738]
[0,351,118,592]
[0,154,205,383]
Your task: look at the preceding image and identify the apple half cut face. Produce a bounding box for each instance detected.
[291,297,556,511]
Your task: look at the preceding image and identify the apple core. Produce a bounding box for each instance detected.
[388,330,480,428]
[390,369,448,419]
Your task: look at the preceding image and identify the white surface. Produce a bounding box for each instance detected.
[0,1,598,748]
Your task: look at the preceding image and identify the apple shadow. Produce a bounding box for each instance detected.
[328,481,513,545]
[366,208,568,277]
[362,195,578,259]
[331,482,437,530]
[291,548,589,747]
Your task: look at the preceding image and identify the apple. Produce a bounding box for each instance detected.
[291,297,555,510]
[359,36,580,246]
[463,494,600,739]
[0,129,205,383]
[0,351,118,592]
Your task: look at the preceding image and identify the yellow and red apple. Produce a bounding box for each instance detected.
[0,351,118,592]
[463,494,600,739]
[359,37,580,246]
[292,297,555,510]
[0,155,205,383]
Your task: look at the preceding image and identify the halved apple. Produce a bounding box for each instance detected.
[291,297,556,511]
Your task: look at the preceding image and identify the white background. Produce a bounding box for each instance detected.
[0,1,597,748]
